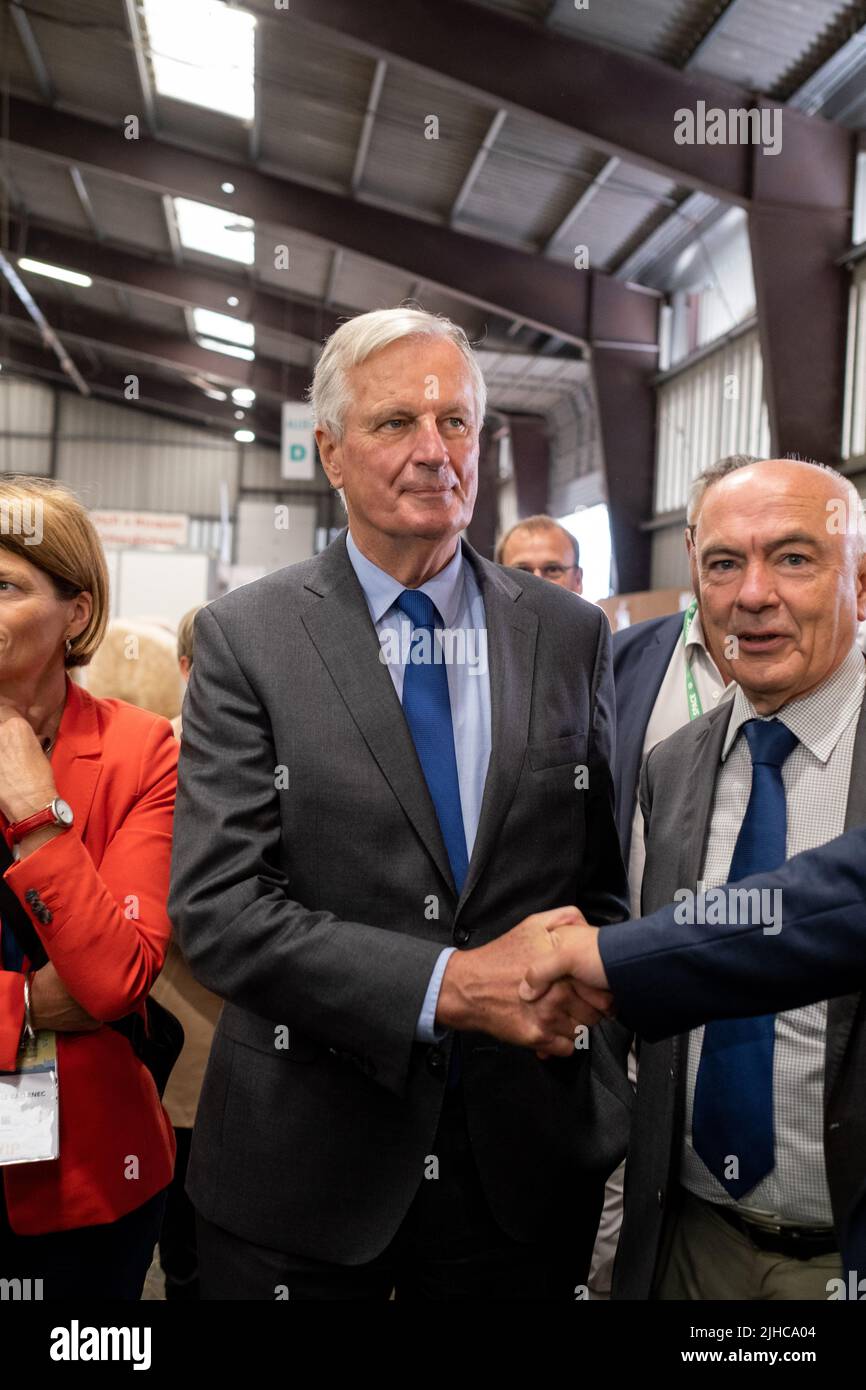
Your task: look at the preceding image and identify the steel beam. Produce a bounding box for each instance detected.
[9,1,55,105]
[3,218,341,344]
[0,332,282,441]
[352,59,387,194]
[508,415,551,520]
[588,274,660,591]
[748,109,853,466]
[122,0,158,135]
[450,108,507,225]
[3,97,657,350]
[0,293,311,401]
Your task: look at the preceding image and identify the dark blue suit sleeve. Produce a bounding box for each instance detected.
[598,825,866,1041]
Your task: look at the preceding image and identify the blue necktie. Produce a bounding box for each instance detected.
[395,590,468,894]
[692,718,798,1198]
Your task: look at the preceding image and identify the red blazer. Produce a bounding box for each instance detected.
[0,677,177,1235]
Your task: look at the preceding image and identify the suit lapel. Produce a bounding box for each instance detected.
[300,534,455,891]
[676,705,731,891]
[51,677,103,840]
[825,694,866,1099]
[456,544,537,914]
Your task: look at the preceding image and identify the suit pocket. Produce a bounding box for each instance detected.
[527,731,587,771]
[219,1003,321,1062]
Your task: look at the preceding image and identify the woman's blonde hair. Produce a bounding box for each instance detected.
[0,474,109,668]
[176,603,204,665]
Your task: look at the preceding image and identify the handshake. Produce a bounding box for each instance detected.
[436,907,615,1059]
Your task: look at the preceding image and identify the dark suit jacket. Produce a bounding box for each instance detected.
[612,612,682,861]
[599,825,866,1281]
[168,531,631,1265]
[611,696,866,1299]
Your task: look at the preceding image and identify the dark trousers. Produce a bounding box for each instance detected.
[158,1126,200,1300]
[196,1085,594,1300]
[0,1182,167,1300]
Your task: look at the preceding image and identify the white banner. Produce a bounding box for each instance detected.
[281,402,316,480]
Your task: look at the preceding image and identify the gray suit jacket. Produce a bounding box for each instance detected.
[168,532,631,1264]
[613,693,866,1298]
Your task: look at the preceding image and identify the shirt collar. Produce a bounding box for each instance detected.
[686,604,737,694]
[722,642,866,763]
[345,529,465,627]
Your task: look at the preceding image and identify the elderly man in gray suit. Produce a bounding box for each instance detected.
[612,457,866,1301]
[168,307,631,1300]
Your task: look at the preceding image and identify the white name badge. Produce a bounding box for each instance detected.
[0,1030,59,1166]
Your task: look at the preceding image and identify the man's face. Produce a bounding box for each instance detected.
[500,527,583,594]
[694,463,866,711]
[316,336,479,545]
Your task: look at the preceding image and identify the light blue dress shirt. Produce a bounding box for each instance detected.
[345,530,491,1042]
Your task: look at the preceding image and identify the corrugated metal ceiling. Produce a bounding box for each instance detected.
[0,0,864,398]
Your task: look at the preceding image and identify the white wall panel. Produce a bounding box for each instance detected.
[0,376,54,435]
[0,437,52,474]
[235,498,317,572]
[55,395,239,518]
[654,327,770,516]
[650,524,691,590]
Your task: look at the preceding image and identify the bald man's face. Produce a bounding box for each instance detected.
[500,527,583,594]
[694,463,866,713]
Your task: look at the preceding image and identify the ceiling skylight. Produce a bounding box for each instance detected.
[173,198,254,264]
[192,308,255,348]
[143,0,256,122]
[196,338,255,362]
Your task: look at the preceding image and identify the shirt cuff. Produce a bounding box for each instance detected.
[415,946,457,1043]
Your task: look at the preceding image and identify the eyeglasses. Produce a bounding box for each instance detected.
[513,563,578,581]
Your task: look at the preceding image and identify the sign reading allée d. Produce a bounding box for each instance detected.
[281,401,316,481]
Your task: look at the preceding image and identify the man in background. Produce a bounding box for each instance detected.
[496,515,583,595]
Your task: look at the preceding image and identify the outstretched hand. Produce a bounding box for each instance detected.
[519,916,615,1057]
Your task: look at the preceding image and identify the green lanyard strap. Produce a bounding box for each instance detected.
[682,597,703,721]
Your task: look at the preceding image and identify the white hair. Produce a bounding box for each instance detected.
[308,307,488,441]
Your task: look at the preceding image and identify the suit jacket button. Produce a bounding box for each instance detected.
[25,889,38,905]
[657,1188,665,1208]
[454,927,471,946]
[426,1046,446,1078]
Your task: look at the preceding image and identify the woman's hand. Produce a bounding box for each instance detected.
[0,701,58,824]
[29,962,101,1032]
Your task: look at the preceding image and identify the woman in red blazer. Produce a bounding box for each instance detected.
[0,475,177,1299]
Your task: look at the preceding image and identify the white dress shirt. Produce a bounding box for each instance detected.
[345,531,491,1042]
[628,607,735,917]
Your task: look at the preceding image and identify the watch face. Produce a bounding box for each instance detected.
[53,798,74,827]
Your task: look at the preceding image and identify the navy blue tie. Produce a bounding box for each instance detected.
[395,590,468,894]
[692,718,798,1198]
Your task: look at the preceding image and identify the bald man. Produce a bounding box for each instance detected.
[605,459,866,1300]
